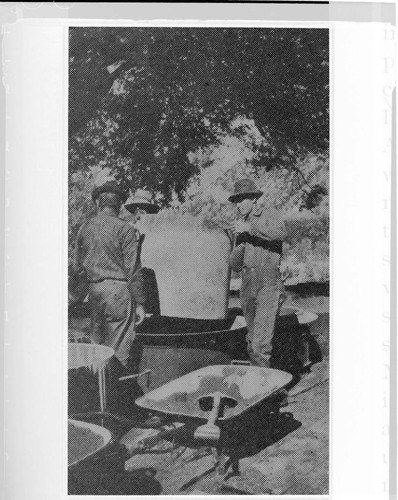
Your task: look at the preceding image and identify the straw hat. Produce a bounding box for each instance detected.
[228,179,263,203]
[124,189,160,214]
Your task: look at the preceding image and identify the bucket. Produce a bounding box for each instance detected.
[68,315,248,413]
[134,315,247,390]
[68,343,114,415]
[135,213,232,319]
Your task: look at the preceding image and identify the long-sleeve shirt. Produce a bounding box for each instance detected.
[74,213,146,305]
[230,206,287,284]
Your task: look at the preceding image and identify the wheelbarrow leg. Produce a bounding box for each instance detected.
[219,455,240,478]
[98,366,107,413]
[212,446,229,477]
[230,456,240,476]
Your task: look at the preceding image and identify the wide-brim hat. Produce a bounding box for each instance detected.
[92,181,128,204]
[124,189,160,214]
[228,179,263,203]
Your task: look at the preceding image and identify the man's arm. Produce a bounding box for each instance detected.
[69,225,88,306]
[121,226,146,306]
[74,225,85,275]
[250,209,287,241]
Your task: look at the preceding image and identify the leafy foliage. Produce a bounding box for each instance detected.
[69,27,328,203]
[281,214,329,284]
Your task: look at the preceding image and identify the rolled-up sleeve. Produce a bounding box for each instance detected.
[250,209,287,241]
[121,227,146,305]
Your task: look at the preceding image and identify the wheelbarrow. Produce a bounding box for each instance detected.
[69,418,153,495]
[68,418,114,469]
[135,363,292,476]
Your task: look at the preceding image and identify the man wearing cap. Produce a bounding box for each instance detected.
[74,182,146,405]
[124,189,161,316]
[229,179,287,368]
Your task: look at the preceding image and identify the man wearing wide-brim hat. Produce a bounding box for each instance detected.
[124,189,161,316]
[124,189,160,215]
[74,181,146,413]
[229,178,287,368]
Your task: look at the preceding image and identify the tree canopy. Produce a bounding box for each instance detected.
[69,27,329,204]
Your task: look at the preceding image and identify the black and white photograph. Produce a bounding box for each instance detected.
[3,1,395,498]
[67,26,330,495]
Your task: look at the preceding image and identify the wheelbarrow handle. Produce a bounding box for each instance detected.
[206,392,222,426]
[119,369,152,390]
[231,360,251,366]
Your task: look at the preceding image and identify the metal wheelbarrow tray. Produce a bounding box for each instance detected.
[68,418,114,469]
[135,365,292,423]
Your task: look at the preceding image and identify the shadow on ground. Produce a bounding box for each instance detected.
[68,443,163,495]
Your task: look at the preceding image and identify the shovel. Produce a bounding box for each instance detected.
[194,391,238,443]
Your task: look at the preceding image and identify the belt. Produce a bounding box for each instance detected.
[88,278,128,284]
[235,233,282,254]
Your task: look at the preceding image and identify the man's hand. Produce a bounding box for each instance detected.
[135,304,146,326]
[232,220,251,234]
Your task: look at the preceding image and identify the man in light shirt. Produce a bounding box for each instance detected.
[229,179,287,368]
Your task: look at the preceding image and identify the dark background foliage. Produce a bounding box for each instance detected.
[69,27,328,204]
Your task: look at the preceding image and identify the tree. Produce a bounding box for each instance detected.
[69,27,329,204]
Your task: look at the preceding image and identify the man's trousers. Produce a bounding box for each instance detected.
[240,266,282,366]
[89,279,136,368]
[88,279,140,414]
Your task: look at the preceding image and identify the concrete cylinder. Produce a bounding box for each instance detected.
[135,213,232,319]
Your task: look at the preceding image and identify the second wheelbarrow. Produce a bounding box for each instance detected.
[135,364,292,440]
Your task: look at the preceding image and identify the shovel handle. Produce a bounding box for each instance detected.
[206,392,222,426]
